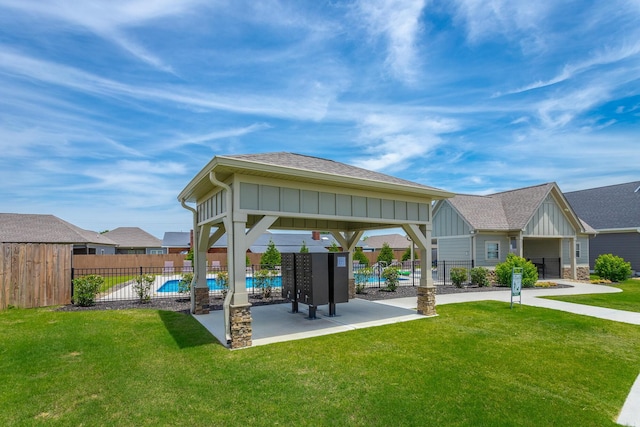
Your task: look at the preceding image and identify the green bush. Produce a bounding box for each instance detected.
[354,266,373,294]
[470,267,489,287]
[353,247,369,266]
[594,254,632,282]
[216,271,229,297]
[450,267,468,288]
[133,274,155,303]
[328,242,340,252]
[495,254,538,288]
[254,269,277,299]
[299,241,309,253]
[73,274,104,306]
[178,272,193,294]
[381,266,399,291]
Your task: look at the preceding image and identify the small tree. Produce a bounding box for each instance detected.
[328,242,340,252]
[354,266,373,294]
[450,267,468,288]
[73,274,104,306]
[495,254,538,288]
[353,247,369,266]
[300,241,309,253]
[594,254,632,282]
[260,239,281,268]
[377,242,394,265]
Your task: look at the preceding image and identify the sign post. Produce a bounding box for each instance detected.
[511,267,523,309]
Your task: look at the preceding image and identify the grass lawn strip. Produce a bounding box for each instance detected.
[544,278,640,313]
[1,302,639,426]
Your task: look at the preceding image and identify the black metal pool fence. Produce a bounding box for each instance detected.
[72,260,472,303]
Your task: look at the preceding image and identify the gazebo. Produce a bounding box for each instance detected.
[178,152,453,348]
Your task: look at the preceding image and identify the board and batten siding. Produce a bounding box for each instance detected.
[1,243,72,309]
[524,195,575,236]
[437,236,472,261]
[237,183,429,223]
[197,188,226,224]
[433,202,470,237]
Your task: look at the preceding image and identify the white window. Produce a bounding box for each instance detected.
[486,242,500,260]
[575,242,581,258]
[150,249,164,254]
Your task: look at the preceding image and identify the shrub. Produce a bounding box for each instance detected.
[178,272,193,294]
[73,274,104,306]
[300,241,309,253]
[328,242,340,252]
[254,269,276,299]
[470,267,489,287]
[450,267,468,288]
[353,247,369,266]
[594,254,632,282]
[495,254,538,288]
[354,266,373,294]
[217,271,229,297]
[381,266,399,291]
[377,242,394,265]
[133,274,155,303]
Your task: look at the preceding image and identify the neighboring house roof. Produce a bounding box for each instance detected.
[162,232,191,248]
[0,213,117,245]
[440,183,594,234]
[361,234,412,250]
[565,181,640,230]
[103,227,162,248]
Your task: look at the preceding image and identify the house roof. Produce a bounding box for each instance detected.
[162,232,191,248]
[565,181,640,230]
[0,213,117,245]
[179,152,454,203]
[360,234,412,250]
[103,227,162,248]
[442,183,594,233]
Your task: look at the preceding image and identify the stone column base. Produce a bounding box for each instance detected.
[193,287,210,315]
[229,304,252,349]
[348,278,355,299]
[417,286,436,316]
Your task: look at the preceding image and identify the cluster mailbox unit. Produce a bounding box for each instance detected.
[281,252,350,318]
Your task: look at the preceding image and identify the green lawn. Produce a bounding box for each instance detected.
[1,303,639,426]
[545,278,640,313]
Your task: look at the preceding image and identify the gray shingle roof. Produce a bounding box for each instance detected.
[162,232,191,247]
[565,181,640,229]
[0,213,117,245]
[446,183,591,232]
[360,234,413,250]
[103,227,162,248]
[223,152,447,191]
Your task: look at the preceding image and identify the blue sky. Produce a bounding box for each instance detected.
[1,1,638,239]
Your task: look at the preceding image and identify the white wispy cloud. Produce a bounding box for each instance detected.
[355,0,427,84]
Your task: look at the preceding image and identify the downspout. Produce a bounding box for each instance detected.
[180,198,198,311]
[209,171,233,343]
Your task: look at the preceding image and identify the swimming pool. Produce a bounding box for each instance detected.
[157,275,409,292]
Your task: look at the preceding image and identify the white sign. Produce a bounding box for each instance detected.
[512,273,522,296]
[337,255,346,268]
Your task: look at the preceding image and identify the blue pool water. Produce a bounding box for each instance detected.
[158,275,408,293]
[158,276,284,293]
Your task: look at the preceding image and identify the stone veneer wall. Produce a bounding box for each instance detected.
[230,305,252,349]
[348,278,355,299]
[417,287,436,316]
[563,267,590,282]
[193,287,210,315]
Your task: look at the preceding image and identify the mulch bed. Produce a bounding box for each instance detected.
[57,283,573,313]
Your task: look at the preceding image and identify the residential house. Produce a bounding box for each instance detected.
[103,227,165,254]
[0,213,117,254]
[162,231,191,254]
[565,181,640,276]
[432,183,595,280]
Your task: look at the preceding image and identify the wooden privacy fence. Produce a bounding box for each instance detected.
[0,243,72,310]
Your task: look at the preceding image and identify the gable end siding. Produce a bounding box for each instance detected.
[525,195,575,236]
[433,202,470,237]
